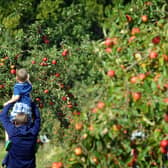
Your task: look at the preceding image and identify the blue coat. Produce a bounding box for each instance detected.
[14,82,32,106]
[0,103,41,168]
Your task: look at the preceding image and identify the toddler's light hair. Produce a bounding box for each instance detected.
[16,68,28,82]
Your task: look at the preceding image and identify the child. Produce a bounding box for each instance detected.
[4,68,32,140]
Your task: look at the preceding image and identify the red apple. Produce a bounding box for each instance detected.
[88,124,94,131]
[52,162,63,168]
[160,140,168,148]
[97,101,105,109]
[75,123,83,131]
[149,51,158,59]
[62,49,68,56]
[138,73,146,80]
[42,35,50,44]
[153,73,161,82]
[32,60,36,64]
[37,139,41,144]
[107,70,115,77]
[128,36,136,43]
[125,14,133,22]
[67,102,73,108]
[0,84,4,89]
[105,47,112,53]
[144,1,152,6]
[160,147,167,154]
[42,35,47,40]
[120,64,125,69]
[132,92,141,101]
[55,73,60,77]
[44,39,50,44]
[111,37,118,45]
[164,83,168,89]
[162,54,168,61]
[40,62,45,66]
[67,93,74,98]
[152,36,161,44]
[10,69,16,74]
[130,76,138,84]
[164,113,168,122]
[131,28,140,35]
[44,89,49,94]
[59,83,64,88]
[57,162,63,168]
[151,162,157,166]
[52,60,57,64]
[74,147,82,156]
[92,107,98,113]
[141,15,148,22]
[163,98,168,103]
[91,156,99,165]
[62,96,67,101]
[4,56,9,59]
[39,103,43,108]
[36,98,41,101]
[44,63,48,66]
[104,38,113,47]
[49,101,55,105]
[112,124,122,131]
[117,47,122,52]
[42,57,48,62]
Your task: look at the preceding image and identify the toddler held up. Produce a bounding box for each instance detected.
[4,68,32,142]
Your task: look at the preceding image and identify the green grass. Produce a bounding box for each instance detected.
[0,142,6,162]
[0,142,65,168]
[36,143,65,168]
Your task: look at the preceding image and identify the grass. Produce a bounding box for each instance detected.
[36,143,65,168]
[0,141,65,168]
[0,143,6,162]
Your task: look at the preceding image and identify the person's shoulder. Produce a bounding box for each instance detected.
[24,81,32,86]
[15,82,30,90]
[17,81,30,86]
[15,82,24,86]
[14,83,23,88]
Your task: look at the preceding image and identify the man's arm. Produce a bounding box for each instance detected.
[0,103,13,117]
[0,103,15,136]
[30,102,41,135]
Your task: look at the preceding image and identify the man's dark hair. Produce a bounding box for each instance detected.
[13,113,28,125]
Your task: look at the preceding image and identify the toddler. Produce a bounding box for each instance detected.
[4,68,32,141]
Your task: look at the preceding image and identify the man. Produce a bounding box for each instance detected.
[0,102,41,168]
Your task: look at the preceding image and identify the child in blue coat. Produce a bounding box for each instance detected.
[4,69,32,141]
[4,68,32,121]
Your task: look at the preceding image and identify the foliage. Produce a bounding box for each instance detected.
[0,0,168,167]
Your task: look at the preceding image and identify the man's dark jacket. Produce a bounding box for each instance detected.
[0,103,41,168]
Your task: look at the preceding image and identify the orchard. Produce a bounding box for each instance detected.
[0,0,168,167]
